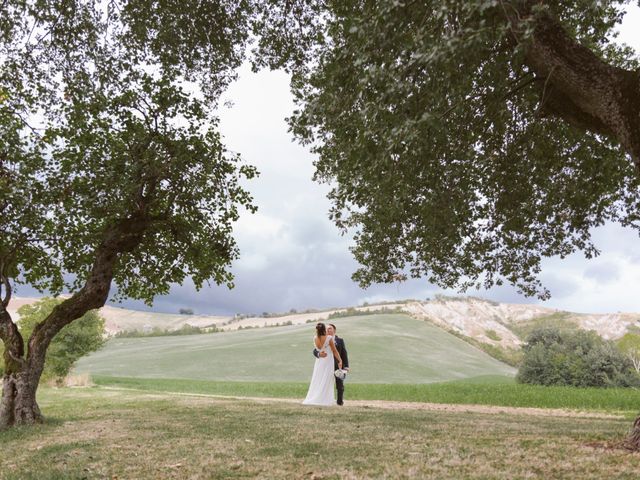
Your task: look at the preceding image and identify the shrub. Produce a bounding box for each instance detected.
[5,298,106,382]
[517,327,640,387]
[485,329,502,342]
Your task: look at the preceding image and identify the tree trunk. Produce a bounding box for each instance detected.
[624,415,640,451]
[0,304,45,429]
[0,292,39,429]
[0,215,149,430]
[0,371,43,429]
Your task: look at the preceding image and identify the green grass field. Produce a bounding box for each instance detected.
[1,387,639,479]
[92,375,640,416]
[74,314,516,383]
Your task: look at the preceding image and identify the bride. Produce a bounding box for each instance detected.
[302,322,343,406]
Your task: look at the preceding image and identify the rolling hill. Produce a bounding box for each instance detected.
[11,295,640,350]
[73,313,517,383]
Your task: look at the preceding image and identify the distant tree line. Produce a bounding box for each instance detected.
[328,306,402,319]
[114,324,220,338]
[238,320,293,330]
[233,300,419,321]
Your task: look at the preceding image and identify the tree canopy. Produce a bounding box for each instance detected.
[0,1,263,306]
[282,0,640,298]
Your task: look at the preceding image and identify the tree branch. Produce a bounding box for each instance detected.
[503,2,640,169]
[0,272,11,309]
[26,213,152,377]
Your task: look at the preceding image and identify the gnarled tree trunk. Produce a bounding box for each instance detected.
[625,416,640,451]
[504,2,640,451]
[0,292,42,429]
[0,371,43,429]
[0,215,148,429]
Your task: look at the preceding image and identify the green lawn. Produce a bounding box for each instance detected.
[1,387,638,479]
[75,314,515,383]
[93,375,640,415]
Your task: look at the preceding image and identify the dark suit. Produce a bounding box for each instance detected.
[313,335,349,405]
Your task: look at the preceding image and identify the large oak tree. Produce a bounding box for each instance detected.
[273,0,640,448]
[0,1,264,428]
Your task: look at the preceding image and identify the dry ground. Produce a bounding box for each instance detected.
[1,387,639,479]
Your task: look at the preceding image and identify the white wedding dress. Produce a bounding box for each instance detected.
[302,335,336,406]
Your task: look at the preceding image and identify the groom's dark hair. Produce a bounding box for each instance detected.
[329,323,336,330]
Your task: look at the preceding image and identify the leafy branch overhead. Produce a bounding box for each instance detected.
[279,0,640,298]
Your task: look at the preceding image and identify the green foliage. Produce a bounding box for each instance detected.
[485,330,501,342]
[283,0,640,298]
[617,333,640,372]
[1,1,263,305]
[15,298,105,380]
[517,327,640,387]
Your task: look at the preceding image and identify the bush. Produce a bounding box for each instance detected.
[517,327,640,387]
[485,329,502,342]
[1,298,106,382]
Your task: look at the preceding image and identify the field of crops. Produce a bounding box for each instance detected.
[74,313,516,383]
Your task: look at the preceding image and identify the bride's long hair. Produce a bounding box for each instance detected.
[316,322,326,337]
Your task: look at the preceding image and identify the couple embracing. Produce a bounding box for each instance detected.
[302,322,350,406]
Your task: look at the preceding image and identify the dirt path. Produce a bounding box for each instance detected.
[99,386,624,419]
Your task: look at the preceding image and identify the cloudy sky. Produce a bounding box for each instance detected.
[18,6,640,316]
[129,5,640,316]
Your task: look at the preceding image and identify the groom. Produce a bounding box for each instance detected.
[314,323,350,405]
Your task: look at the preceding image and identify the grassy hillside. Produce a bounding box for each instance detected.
[508,311,581,340]
[74,313,516,383]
